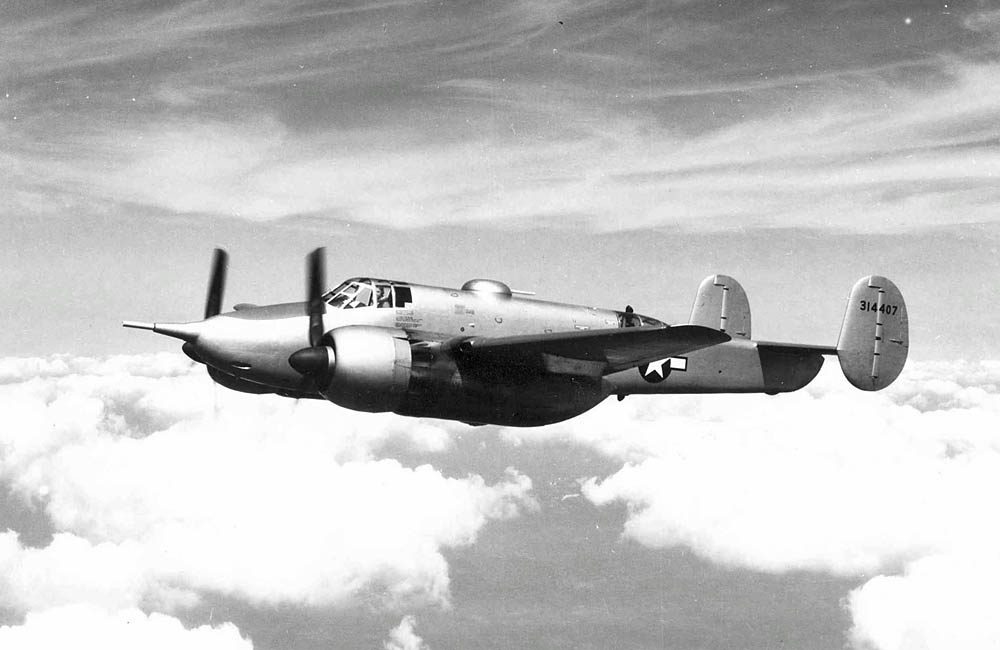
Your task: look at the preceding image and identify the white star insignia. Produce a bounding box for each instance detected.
[643,358,669,378]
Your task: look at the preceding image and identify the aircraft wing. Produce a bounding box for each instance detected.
[453,325,731,377]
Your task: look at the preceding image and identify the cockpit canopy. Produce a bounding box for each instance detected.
[323,278,412,310]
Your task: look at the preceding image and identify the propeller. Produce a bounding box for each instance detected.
[307,247,326,347]
[204,248,229,319]
[172,248,229,365]
[289,247,335,381]
[123,248,229,347]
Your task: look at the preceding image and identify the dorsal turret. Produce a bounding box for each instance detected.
[461,279,512,298]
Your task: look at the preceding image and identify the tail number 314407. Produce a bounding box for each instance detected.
[859,300,898,315]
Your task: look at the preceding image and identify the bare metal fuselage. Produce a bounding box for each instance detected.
[175,280,822,426]
[126,246,908,426]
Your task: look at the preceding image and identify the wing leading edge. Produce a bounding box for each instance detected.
[453,325,731,377]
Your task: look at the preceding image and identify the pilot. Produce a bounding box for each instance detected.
[376,285,393,308]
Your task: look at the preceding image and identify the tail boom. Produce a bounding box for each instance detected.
[605,273,907,397]
[604,338,825,395]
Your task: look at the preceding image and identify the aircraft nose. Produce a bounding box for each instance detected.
[190,314,312,388]
[191,315,258,370]
[122,320,204,342]
[126,307,316,390]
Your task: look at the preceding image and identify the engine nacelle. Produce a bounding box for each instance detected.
[208,367,277,395]
[320,326,412,412]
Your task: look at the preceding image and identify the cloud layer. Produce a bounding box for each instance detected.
[0,605,251,650]
[502,360,1000,649]
[0,355,535,645]
[2,353,998,648]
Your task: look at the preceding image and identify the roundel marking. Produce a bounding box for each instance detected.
[639,358,671,383]
[639,357,687,383]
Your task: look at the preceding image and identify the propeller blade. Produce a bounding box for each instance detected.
[204,248,229,319]
[307,247,327,347]
[290,248,333,384]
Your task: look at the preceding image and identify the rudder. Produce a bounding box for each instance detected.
[689,274,751,339]
[838,276,908,391]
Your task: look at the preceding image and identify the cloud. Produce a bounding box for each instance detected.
[500,359,1000,648]
[0,353,194,383]
[13,64,1000,232]
[384,615,428,650]
[0,355,535,620]
[848,553,1000,650]
[0,532,156,613]
[585,361,1000,573]
[574,363,999,576]
[0,604,251,650]
[3,2,999,233]
[963,7,1000,35]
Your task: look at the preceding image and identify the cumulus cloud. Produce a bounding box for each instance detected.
[3,352,996,650]
[501,359,1000,648]
[0,354,535,623]
[384,615,429,650]
[848,553,1000,650]
[0,605,251,650]
[0,532,155,613]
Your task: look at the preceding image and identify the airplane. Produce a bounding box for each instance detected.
[123,248,908,427]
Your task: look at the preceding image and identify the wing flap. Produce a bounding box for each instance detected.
[455,325,731,377]
[756,341,838,356]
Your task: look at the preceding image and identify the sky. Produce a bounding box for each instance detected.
[1,1,1000,649]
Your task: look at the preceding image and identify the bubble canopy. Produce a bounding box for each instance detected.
[461,279,512,296]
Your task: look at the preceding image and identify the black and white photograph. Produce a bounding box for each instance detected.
[1,1,998,648]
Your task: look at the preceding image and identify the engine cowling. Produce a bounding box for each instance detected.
[319,326,412,412]
[207,367,277,395]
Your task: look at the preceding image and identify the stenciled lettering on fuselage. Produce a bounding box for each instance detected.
[394,309,423,329]
[639,357,688,383]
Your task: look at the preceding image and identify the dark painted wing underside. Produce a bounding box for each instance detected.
[755,341,838,356]
[455,325,731,377]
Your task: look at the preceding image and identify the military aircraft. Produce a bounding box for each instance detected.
[124,248,908,427]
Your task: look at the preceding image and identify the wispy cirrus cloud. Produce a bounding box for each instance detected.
[2,1,998,232]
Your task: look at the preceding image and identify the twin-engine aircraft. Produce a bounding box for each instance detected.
[124,249,909,427]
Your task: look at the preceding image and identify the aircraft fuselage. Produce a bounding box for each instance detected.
[160,276,818,426]
[126,249,909,427]
[187,279,652,425]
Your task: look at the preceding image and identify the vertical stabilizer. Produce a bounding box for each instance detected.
[689,275,751,339]
[837,276,908,390]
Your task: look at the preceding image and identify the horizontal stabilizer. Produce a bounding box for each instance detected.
[454,325,731,377]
